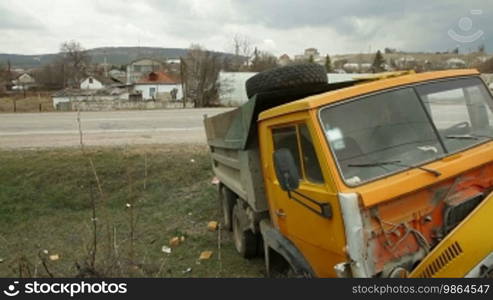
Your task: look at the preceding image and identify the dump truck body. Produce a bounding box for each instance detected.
[204,67,493,277]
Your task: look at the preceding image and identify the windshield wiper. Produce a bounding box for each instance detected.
[445,133,493,140]
[348,160,441,177]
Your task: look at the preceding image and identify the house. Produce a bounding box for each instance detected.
[166,58,181,65]
[126,58,166,84]
[134,71,182,101]
[80,75,116,90]
[108,69,127,83]
[304,48,320,59]
[397,56,417,69]
[294,48,321,62]
[446,58,467,69]
[12,72,37,90]
[342,63,360,73]
[278,54,291,66]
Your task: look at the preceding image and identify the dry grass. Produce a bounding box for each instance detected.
[0,92,54,113]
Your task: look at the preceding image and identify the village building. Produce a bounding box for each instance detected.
[342,63,360,73]
[304,48,320,59]
[446,58,467,69]
[126,58,166,84]
[108,69,127,83]
[166,58,181,65]
[134,71,182,101]
[12,72,37,90]
[278,54,291,66]
[294,48,321,62]
[397,56,417,70]
[80,75,116,90]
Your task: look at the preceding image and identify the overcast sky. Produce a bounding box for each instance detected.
[0,0,491,56]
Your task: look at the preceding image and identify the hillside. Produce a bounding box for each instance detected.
[331,51,491,69]
[0,47,226,69]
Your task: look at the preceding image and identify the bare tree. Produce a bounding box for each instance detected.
[181,44,222,107]
[59,40,91,88]
[0,64,7,94]
[231,34,253,71]
[250,48,278,72]
[32,61,65,90]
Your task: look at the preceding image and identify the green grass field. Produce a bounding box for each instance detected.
[0,145,264,277]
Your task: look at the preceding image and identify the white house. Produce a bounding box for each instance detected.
[126,58,166,84]
[446,58,467,69]
[166,58,181,65]
[80,76,105,90]
[12,73,37,90]
[134,71,182,100]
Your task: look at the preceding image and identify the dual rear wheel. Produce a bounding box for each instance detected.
[219,185,257,258]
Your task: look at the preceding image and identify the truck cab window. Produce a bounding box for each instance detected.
[272,124,325,184]
[272,126,302,175]
[299,124,324,183]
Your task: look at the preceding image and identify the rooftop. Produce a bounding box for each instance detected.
[136,71,180,84]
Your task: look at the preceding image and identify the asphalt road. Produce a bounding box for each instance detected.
[0,108,233,148]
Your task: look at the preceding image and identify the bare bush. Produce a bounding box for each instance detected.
[59,40,91,88]
[181,44,222,107]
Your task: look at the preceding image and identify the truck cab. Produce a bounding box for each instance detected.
[204,66,493,278]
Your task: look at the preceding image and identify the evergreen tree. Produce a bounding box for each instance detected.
[324,54,332,72]
[371,50,385,73]
[308,55,314,63]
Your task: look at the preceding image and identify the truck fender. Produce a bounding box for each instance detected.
[259,219,315,277]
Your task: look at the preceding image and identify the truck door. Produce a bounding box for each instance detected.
[262,120,346,277]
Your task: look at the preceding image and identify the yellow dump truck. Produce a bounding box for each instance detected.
[203,64,493,277]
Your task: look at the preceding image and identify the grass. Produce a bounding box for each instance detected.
[0,145,265,277]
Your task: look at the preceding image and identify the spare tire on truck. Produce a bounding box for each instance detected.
[245,63,328,99]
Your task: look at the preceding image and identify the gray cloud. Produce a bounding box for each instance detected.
[0,2,45,30]
[231,0,492,51]
[0,0,491,56]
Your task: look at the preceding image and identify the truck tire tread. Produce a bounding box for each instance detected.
[245,63,328,98]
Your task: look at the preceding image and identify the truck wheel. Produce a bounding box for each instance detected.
[245,63,328,98]
[219,185,236,231]
[232,204,257,258]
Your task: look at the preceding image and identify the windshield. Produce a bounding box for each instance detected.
[319,77,493,186]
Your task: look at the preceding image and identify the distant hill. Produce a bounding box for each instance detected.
[0,47,232,70]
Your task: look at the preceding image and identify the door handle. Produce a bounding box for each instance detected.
[275,209,286,218]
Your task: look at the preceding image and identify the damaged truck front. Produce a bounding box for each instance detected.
[204,65,493,277]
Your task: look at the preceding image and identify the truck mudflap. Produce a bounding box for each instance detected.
[409,191,493,278]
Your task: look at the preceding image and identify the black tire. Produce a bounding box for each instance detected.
[219,185,236,231]
[232,204,257,258]
[245,63,328,98]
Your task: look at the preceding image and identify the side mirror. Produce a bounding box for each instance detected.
[273,149,300,191]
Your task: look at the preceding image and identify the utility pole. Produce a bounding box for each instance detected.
[180,57,187,108]
[104,56,108,78]
[7,59,12,83]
